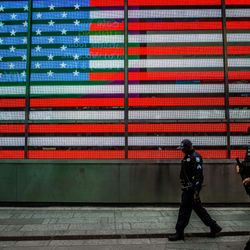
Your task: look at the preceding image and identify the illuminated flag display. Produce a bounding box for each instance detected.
[0,0,249,160]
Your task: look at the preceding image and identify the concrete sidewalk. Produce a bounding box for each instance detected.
[0,207,249,249]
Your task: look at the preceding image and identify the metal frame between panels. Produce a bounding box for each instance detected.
[24,0,33,159]
[20,0,234,160]
[221,0,231,159]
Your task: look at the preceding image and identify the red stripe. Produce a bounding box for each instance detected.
[227,21,250,30]
[228,46,250,55]
[128,72,224,81]
[0,99,25,108]
[229,72,250,80]
[91,22,124,31]
[129,97,225,107]
[90,72,124,81]
[226,0,250,5]
[28,150,125,159]
[0,124,25,133]
[29,124,124,133]
[90,0,124,6]
[129,124,227,133]
[128,150,227,159]
[230,123,250,132]
[231,150,248,159]
[128,46,223,55]
[129,22,222,31]
[229,97,250,106]
[90,48,124,56]
[30,98,124,108]
[128,0,221,6]
[0,150,24,159]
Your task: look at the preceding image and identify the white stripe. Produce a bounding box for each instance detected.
[229,84,250,93]
[227,33,250,42]
[90,10,124,19]
[0,137,25,147]
[31,85,124,95]
[90,60,124,69]
[0,112,25,120]
[129,110,225,120]
[0,87,26,95]
[229,59,250,67]
[129,59,223,68]
[30,111,124,120]
[90,35,124,44]
[231,136,250,146]
[227,9,250,18]
[129,34,223,43]
[129,84,224,94]
[230,110,250,119]
[29,137,124,147]
[128,9,221,18]
[128,136,226,146]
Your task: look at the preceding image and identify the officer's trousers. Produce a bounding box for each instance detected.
[175,189,216,233]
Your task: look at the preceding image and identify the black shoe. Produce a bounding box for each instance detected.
[210,223,222,237]
[168,232,184,241]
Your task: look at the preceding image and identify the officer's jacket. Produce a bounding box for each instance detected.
[180,150,204,192]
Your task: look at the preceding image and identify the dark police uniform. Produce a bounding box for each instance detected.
[175,149,217,234]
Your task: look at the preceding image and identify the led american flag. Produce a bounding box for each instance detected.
[0,0,249,160]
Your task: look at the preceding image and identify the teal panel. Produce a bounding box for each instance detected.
[17,164,120,202]
[0,165,17,201]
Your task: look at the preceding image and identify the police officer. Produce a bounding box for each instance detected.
[168,139,222,241]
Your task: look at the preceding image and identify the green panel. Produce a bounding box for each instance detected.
[0,165,17,201]
[17,164,120,202]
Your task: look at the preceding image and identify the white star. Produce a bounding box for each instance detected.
[60,62,67,68]
[62,12,67,18]
[74,20,80,26]
[49,4,55,10]
[47,70,54,77]
[21,71,26,77]
[23,5,28,11]
[60,45,67,51]
[35,62,41,69]
[36,29,42,35]
[22,55,27,61]
[0,5,5,12]
[11,13,17,20]
[73,70,80,76]
[0,22,4,27]
[48,54,54,60]
[0,38,3,44]
[73,54,80,60]
[48,20,55,26]
[9,46,16,53]
[35,45,42,52]
[0,56,3,61]
[9,63,15,69]
[74,37,80,43]
[36,13,42,19]
[61,29,67,35]
[22,37,27,44]
[23,21,28,27]
[10,29,16,36]
[48,37,54,43]
[74,4,80,10]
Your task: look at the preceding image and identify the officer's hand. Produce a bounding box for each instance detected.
[194,191,200,202]
[236,165,240,174]
[242,177,250,186]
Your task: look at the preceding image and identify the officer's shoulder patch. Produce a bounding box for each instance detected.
[196,157,200,162]
[197,164,202,169]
